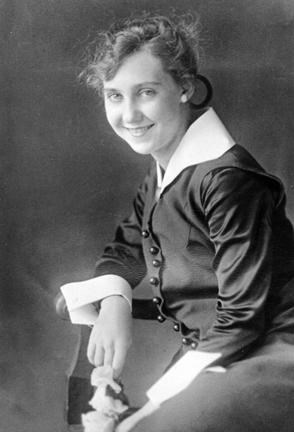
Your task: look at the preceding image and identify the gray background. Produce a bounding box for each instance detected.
[0,0,293,431]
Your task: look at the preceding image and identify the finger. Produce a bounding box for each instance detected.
[87,326,97,362]
[87,336,105,366]
[93,344,105,367]
[112,341,128,378]
[103,344,114,367]
[87,337,95,364]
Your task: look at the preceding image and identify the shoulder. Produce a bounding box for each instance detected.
[186,145,284,209]
[196,144,268,178]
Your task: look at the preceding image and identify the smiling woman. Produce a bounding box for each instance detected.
[82,14,198,168]
[103,49,191,167]
[61,12,294,432]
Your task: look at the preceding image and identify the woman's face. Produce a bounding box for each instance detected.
[103,49,190,168]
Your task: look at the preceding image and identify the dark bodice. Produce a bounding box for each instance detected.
[95,145,294,365]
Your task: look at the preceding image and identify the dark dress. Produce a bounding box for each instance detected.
[95,144,294,432]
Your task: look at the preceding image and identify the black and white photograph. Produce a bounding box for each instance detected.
[1,1,294,431]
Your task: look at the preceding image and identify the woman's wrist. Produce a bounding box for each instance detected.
[100,295,131,310]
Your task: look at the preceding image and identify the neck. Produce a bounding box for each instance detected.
[152,104,194,170]
[153,106,207,170]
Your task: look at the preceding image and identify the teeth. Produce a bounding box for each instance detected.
[126,126,152,137]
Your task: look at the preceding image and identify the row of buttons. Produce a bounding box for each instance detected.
[144,225,164,329]
[153,304,197,346]
[142,231,161,287]
[143,229,197,350]
[143,230,166,326]
[153,297,181,331]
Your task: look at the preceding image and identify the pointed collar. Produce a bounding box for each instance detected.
[158,107,235,194]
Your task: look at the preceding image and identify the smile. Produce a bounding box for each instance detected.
[125,125,154,137]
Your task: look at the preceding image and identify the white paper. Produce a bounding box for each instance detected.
[146,350,221,405]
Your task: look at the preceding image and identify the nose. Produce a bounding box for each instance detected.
[122,99,142,124]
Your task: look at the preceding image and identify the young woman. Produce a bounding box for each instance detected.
[62,14,294,432]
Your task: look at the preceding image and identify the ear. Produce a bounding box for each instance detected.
[180,76,195,103]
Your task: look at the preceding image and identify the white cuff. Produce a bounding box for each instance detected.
[60,275,132,325]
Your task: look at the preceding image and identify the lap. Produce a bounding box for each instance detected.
[133,339,294,432]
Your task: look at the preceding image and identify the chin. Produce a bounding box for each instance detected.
[129,146,152,156]
[124,140,153,155]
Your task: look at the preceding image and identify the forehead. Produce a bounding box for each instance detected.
[103,49,172,89]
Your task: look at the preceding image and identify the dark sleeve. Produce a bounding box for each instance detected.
[196,167,278,365]
[93,174,150,289]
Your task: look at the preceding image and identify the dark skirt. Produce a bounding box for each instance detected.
[133,331,294,432]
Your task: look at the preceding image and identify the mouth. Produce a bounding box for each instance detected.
[125,124,154,137]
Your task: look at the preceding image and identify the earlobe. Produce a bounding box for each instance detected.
[180,77,195,103]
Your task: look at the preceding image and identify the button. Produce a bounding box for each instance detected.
[152,259,161,268]
[173,323,180,332]
[191,342,197,350]
[149,277,159,286]
[182,337,191,345]
[157,315,166,323]
[149,246,159,255]
[152,296,162,305]
[141,230,150,238]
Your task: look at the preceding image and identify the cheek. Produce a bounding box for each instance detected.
[143,100,168,123]
[154,95,181,124]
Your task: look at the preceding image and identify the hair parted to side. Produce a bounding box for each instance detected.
[79,12,202,95]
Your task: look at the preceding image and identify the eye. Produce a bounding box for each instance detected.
[139,88,156,97]
[105,92,123,102]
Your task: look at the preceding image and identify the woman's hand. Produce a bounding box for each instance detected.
[87,295,132,378]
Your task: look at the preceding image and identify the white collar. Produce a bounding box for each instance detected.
[158,107,235,194]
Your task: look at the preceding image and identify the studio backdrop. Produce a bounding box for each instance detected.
[0,1,293,431]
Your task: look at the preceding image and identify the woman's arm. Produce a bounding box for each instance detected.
[61,166,154,375]
[61,167,152,324]
[196,167,279,365]
[86,168,153,375]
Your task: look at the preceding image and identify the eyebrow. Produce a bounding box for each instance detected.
[103,81,162,92]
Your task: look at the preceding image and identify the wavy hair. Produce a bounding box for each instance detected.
[80,12,201,95]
